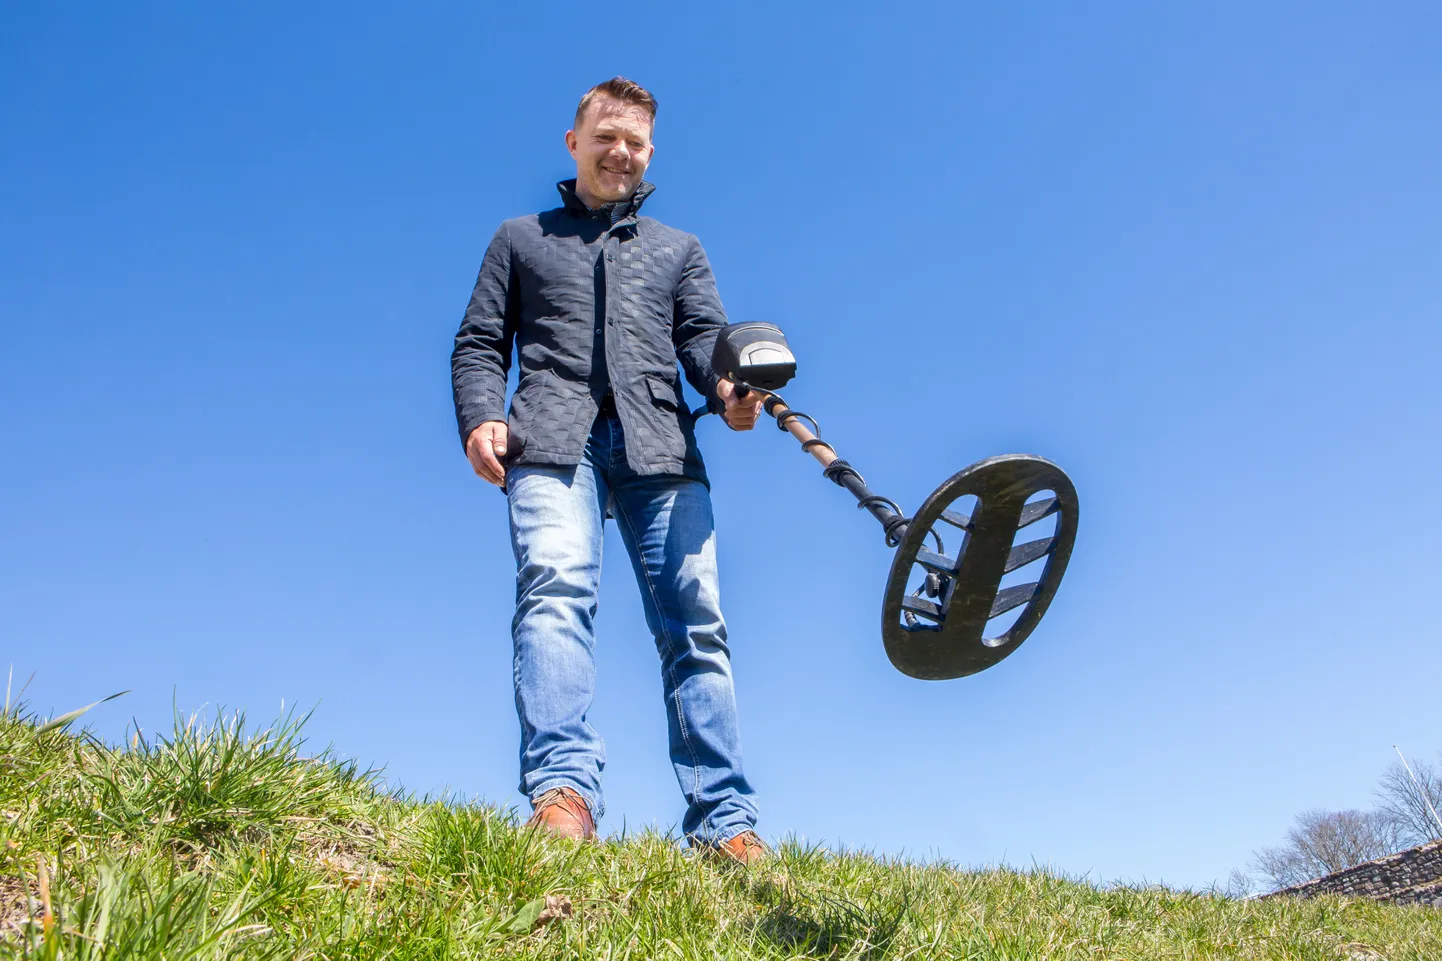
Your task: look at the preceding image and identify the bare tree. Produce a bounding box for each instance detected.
[1220,867,1256,900]
[1251,809,1406,891]
[1374,755,1442,846]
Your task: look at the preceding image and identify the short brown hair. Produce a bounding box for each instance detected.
[574,77,657,129]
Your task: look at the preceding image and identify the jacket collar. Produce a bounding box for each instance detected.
[556,178,655,224]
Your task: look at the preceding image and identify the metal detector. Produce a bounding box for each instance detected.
[703,322,1078,681]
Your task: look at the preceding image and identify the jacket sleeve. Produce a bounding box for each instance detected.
[451,224,520,448]
[672,234,729,415]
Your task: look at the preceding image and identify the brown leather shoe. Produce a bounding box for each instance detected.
[524,787,595,840]
[714,830,767,867]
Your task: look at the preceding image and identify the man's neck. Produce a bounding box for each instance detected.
[559,178,653,224]
[574,182,629,211]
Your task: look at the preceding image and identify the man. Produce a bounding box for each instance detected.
[451,78,765,865]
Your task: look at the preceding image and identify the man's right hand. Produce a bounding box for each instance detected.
[718,378,766,431]
[466,421,510,487]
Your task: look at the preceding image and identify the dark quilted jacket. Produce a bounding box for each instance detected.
[451,180,728,484]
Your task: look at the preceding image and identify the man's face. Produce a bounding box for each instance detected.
[566,97,655,205]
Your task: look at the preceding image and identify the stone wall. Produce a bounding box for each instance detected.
[1266,840,1442,908]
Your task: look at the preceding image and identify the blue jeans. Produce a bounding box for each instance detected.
[506,409,758,843]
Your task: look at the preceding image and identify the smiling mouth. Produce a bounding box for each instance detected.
[601,165,630,176]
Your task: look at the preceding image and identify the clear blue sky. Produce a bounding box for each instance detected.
[3,3,1439,891]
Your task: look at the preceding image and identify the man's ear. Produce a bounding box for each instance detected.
[564,129,578,156]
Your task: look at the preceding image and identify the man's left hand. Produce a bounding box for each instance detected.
[718,378,766,431]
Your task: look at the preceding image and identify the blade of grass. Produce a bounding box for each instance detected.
[5,668,36,719]
[36,691,131,735]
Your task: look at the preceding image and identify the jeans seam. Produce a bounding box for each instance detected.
[611,496,705,806]
[608,414,625,473]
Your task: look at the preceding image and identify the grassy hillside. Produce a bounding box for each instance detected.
[1,702,1436,960]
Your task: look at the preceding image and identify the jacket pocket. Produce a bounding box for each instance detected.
[645,373,682,412]
[507,368,559,456]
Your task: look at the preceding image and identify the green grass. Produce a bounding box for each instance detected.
[2,701,1437,959]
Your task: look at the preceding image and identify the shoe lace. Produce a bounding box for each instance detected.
[730,830,765,852]
[531,788,572,811]
[528,788,589,822]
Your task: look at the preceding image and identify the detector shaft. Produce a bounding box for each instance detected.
[761,396,908,541]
